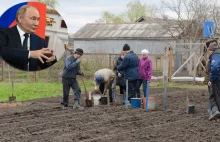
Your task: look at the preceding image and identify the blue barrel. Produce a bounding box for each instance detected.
[203,21,214,38]
[130,98,141,109]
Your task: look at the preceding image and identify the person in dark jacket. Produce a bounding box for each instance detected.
[115,44,139,100]
[208,44,220,120]
[203,40,218,116]
[62,48,84,110]
[116,51,126,94]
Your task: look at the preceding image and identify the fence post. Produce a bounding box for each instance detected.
[189,40,193,76]
[168,46,173,82]
[109,54,112,69]
[1,60,4,81]
[193,54,197,84]
[35,72,37,82]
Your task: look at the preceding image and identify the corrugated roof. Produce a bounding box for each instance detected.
[73,22,180,40]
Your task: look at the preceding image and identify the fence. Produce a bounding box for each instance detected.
[171,42,206,78]
[0,41,207,83]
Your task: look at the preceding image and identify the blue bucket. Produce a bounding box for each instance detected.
[130,98,141,109]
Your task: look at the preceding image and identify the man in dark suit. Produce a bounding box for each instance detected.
[0,5,56,71]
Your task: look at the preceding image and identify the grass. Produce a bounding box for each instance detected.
[0,78,94,102]
[0,78,207,102]
[150,81,207,89]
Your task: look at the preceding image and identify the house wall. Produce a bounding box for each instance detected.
[72,39,173,54]
[45,13,68,60]
[69,39,175,72]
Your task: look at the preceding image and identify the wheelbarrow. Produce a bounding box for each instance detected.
[81,76,93,107]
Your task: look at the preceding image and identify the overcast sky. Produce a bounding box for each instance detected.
[0,0,162,34]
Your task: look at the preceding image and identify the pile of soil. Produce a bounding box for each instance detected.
[0,88,219,142]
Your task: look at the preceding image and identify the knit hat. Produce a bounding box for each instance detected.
[95,75,103,85]
[141,49,149,54]
[208,44,218,51]
[74,48,84,55]
[123,44,130,51]
[206,39,218,47]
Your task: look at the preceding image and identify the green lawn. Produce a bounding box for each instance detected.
[0,78,94,102]
[0,79,207,102]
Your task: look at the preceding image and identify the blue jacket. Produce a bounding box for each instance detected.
[210,49,220,82]
[62,55,81,79]
[116,51,139,81]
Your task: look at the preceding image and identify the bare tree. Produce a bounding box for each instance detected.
[160,0,220,43]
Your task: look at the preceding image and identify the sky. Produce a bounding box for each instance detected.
[0,0,162,34]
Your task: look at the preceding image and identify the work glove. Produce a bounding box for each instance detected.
[118,72,122,77]
[208,81,211,86]
[79,72,84,76]
[75,58,81,64]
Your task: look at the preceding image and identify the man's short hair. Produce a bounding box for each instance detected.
[16,5,37,22]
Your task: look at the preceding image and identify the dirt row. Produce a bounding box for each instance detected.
[0,88,219,142]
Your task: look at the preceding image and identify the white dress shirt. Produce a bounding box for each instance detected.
[17,25,30,58]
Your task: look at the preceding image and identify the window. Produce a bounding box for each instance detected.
[61,20,67,28]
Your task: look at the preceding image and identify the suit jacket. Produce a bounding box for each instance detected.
[0,26,56,71]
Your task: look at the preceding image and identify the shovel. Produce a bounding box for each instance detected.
[81,76,93,107]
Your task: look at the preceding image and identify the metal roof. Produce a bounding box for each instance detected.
[73,22,180,40]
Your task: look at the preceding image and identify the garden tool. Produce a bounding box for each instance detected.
[9,68,16,102]
[81,76,93,107]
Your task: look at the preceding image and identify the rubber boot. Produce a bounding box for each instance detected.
[73,100,84,110]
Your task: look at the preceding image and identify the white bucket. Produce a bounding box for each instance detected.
[93,94,101,106]
[142,97,156,110]
[115,94,124,105]
[148,97,156,110]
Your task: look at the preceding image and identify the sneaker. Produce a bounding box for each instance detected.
[62,104,68,110]
[73,101,84,110]
[209,111,220,121]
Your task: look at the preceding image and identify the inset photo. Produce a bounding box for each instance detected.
[0,1,68,71]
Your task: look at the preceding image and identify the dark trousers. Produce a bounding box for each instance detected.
[128,80,138,100]
[208,85,215,111]
[136,79,147,98]
[62,78,81,105]
[119,85,126,94]
[99,82,113,103]
[211,80,220,113]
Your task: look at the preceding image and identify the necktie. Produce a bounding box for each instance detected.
[23,33,29,71]
[23,33,29,49]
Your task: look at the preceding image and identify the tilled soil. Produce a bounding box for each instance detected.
[0,88,219,142]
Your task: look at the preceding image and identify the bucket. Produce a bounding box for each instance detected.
[115,94,124,105]
[130,98,141,109]
[142,97,156,110]
[100,97,108,105]
[92,94,101,106]
[187,105,195,114]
